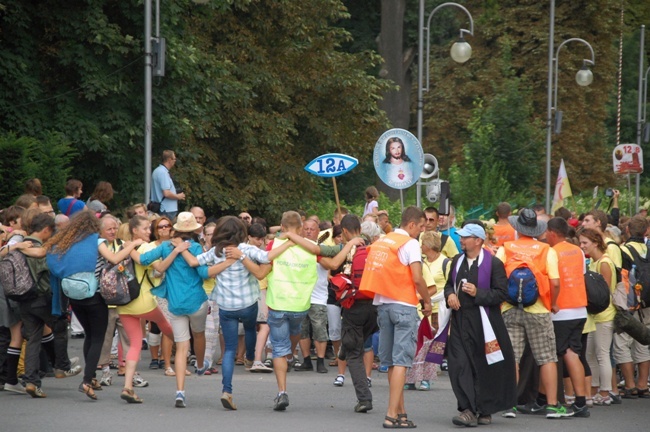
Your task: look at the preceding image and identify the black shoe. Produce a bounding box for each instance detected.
[519,401,547,415]
[70,333,85,339]
[141,340,149,350]
[294,361,313,372]
[354,400,373,413]
[570,403,590,418]
[316,359,328,373]
[273,393,289,411]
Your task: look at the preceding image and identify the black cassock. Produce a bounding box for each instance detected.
[443,253,517,415]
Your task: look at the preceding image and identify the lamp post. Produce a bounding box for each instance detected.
[545,31,595,213]
[637,25,647,213]
[416,1,474,207]
[143,0,157,204]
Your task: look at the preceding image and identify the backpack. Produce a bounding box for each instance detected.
[507,267,539,308]
[626,245,650,308]
[61,271,99,300]
[584,269,611,315]
[0,251,40,302]
[332,244,367,309]
[99,257,141,306]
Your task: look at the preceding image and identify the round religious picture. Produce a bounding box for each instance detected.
[373,128,424,190]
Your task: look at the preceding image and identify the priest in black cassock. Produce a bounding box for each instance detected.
[443,223,516,427]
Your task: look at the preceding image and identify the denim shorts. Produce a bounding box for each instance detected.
[377,303,419,368]
[268,309,308,358]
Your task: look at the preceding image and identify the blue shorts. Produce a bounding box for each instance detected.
[268,309,308,358]
[377,304,418,368]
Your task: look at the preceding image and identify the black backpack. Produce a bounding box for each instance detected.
[584,269,611,315]
[626,245,650,308]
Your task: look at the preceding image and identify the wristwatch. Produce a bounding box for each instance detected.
[239,254,246,262]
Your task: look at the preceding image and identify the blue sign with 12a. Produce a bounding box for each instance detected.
[304,153,359,178]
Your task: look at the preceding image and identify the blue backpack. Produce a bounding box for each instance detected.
[507,266,539,308]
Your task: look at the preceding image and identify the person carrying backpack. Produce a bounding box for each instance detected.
[613,215,650,398]
[497,208,572,419]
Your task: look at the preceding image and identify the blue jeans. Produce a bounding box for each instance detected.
[219,302,258,394]
[267,310,307,358]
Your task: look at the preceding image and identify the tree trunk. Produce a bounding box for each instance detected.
[377,0,414,200]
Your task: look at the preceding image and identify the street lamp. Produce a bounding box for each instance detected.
[416,1,474,207]
[545,34,595,213]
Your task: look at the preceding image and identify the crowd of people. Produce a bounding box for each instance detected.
[1,154,650,429]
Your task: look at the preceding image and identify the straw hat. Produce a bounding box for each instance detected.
[173,212,202,232]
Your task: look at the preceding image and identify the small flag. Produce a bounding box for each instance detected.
[552,159,572,213]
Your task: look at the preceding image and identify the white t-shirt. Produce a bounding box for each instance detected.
[373,228,422,307]
[363,200,378,217]
[310,264,329,306]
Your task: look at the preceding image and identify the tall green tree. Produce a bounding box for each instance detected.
[0,0,390,220]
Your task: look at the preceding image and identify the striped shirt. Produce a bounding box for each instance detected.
[197,243,271,311]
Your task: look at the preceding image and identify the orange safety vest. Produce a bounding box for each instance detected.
[359,232,418,305]
[493,224,516,247]
[553,241,587,309]
[503,238,552,310]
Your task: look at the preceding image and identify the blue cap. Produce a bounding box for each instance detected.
[456,223,486,240]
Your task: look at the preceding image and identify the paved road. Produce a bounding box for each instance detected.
[1,338,649,432]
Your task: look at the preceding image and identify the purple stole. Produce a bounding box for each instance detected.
[427,249,492,364]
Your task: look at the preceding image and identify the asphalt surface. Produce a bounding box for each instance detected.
[1,338,649,432]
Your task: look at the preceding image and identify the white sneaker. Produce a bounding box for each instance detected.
[100,370,113,386]
[4,382,27,394]
[592,393,612,406]
[333,374,345,387]
[132,372,149,388]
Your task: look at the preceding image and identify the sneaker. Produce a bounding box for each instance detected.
[501,407,517,418]
[452,409,478,427]
[263,358,273,368]
[220,392,237,410]
[519,401,547,415]
[196,359,210,376]
[367,377,372,388]
[609,392,622,405]
[545,403,574,418]
[570,403,590,418]
[477,414,492,425]
[70,332,85,339]
[175,391,186,408]
[586,397,593,408]
[54,365,82,379]
[378,365,389,373]
[4,382,26,394]
[149,359,160,370]
[564,394,576,405]
[354,400,373,413]
[592,393,611,406]
[25,383,47,398]
[141,339,148,350]
[99,370,113,386]
[158,360,166,369]
[244,359,254,370]
[132,372,149,388]
[316,362,328,374]
[441,359,448,371]
[273,392,289,411]
[294,361,313,372]
[69,357,80,368]
[250,361,273,373]
[419,380,430,391]
[404,383,416,390]
[189,354,197,367]
[333,374,345,387]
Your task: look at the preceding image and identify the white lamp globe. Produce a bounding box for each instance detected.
[450,39,472,63]
[575,66,593,86]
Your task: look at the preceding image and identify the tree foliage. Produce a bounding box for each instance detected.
[0,0,390,220]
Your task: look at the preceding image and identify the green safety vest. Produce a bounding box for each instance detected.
[267,238,318,312]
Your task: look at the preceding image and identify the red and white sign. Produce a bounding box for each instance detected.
[613,144,643,174]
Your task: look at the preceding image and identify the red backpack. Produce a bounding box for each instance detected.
[331,245,367,309]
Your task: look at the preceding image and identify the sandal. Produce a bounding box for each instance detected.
[164,367,176,377]
[207,367,219,375]
[120,387,143,404]
[620,387,639,399]
[235,358,245,365]
[383,415,417,429]
[78,382,97,401]
[397,414,416,428]
[329,359,338,367]
[90,378,103,391]
[637,388,650,398]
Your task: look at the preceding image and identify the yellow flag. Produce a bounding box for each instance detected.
[552,159,572,213]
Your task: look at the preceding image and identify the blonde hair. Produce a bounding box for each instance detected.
[420,231,441,252]
[117,222,131,242]
[281,211,302,229]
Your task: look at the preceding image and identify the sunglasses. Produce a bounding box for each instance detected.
[158,224,171,229]
[426,218,436,222]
